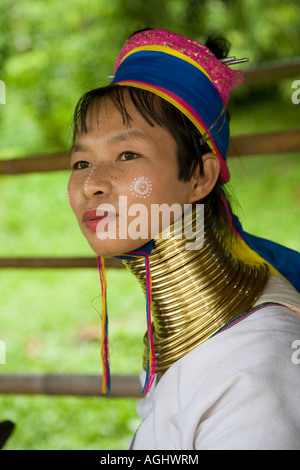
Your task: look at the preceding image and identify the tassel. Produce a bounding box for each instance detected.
[97,242,156,396]
[116,250,156,395]
[97,256,111,395]
[140,251,156,395]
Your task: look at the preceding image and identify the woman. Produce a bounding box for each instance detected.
[68,29,300,449]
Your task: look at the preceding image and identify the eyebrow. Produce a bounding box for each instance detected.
[71,128,148,154]
[70,143,88,154]
[107,128,148,144]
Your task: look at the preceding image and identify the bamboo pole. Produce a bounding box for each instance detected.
[228,129,300,157]
[0,129,299,175]
[0,58,299,176]
[0,374,141,398]
[243,57,300,85]
[0,257,124,269]
[0,152,70,175]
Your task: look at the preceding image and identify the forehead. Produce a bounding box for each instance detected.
[83,94,138,130]
[72,93,177,150]
[73,87,169,139]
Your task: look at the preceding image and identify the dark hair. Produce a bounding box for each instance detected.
[72,34,233,223]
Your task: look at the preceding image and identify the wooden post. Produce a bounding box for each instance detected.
[0,257,124,269]
[243,57,300,85]
[0,129,299,176]
[0,374,141,398]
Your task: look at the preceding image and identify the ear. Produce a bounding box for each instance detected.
[188,152,220,203]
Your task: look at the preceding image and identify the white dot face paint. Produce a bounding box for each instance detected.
[130,177,152,199]
[67,189,72,207]
[84,167,95,192]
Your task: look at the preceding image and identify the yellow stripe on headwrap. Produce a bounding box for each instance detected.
[120,46,214,84]
[112,81,218,157]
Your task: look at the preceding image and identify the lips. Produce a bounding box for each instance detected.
[83,209,116,232]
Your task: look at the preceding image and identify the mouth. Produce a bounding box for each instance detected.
[83,209,117,232]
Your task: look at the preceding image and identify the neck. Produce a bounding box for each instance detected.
[122,204,269,376]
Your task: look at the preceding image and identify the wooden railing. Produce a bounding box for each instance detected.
[0,58,299,397]
[0,128,299,177]
[243,57,300,85]
[0,374,141,398]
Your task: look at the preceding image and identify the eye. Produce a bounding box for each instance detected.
[120,152,140,161]
[72,161,91,170]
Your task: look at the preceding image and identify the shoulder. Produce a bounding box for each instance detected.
[174,304,300,449]
[173,304,300,404]
[134,303,300,449]
[174,302,300,384]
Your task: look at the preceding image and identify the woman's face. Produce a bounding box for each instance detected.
[67,92,199,256]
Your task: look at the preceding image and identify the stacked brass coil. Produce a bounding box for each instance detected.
[123,204,269,376]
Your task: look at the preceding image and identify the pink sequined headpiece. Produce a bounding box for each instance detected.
[114,29,243,108]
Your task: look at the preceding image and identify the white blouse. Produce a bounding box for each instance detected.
[131,277,300,450]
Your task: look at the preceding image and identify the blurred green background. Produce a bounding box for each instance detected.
[0,0,299,450]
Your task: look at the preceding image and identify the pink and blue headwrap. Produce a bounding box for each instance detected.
[111,29,242,184]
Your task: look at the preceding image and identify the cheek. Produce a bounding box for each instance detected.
[129,176,153,200]
[157,172,191,206]
[126,171,184,213]
[67,177,81,214]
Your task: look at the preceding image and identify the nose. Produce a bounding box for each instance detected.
[83,164,112,199]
